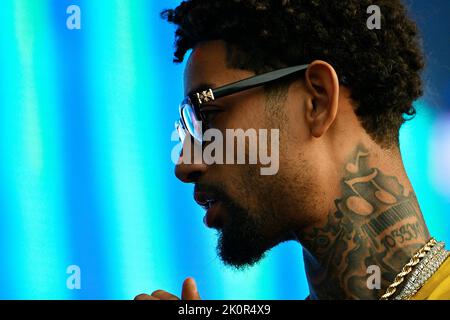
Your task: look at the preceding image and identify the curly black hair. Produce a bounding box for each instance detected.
[162,0,425,147]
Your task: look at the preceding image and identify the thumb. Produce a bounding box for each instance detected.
[181,277,201,300]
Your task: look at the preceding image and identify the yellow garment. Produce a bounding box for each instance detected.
[411,255,450,300]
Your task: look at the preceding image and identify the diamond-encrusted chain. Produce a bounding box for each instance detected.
[380,238,438,300]
[395,242,450,300]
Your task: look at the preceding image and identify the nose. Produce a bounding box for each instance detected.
[175,136,208,183]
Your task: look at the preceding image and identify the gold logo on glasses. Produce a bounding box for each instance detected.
[195,89,215,105]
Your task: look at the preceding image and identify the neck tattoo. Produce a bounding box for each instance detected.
[300,144,430,299]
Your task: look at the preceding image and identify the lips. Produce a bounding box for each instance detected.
[194,187,223,229]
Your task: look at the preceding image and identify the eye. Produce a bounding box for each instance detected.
[200,105,223,124]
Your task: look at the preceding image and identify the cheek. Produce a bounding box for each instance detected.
[223,94,267,130]
[216,164,259,201]
[225,111,265,132]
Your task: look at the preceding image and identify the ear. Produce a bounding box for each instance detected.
[304,60,340,138]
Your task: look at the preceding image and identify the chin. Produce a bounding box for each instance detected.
[216,229,284,270]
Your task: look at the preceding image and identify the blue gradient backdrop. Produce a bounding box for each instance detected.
[0,0,449,299]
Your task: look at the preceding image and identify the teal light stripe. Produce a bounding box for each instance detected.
[0,0,17,297]
[429,113,450,197]
[400,102,445,240]
[0,0,69,298]
[428,112,450,241]
[219,253,278,299]
[85,0,174,298]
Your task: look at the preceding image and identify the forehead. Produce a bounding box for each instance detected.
[183,40,254,96]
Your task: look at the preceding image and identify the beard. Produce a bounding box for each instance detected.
[214,186,290,270]
[201,153,314,270]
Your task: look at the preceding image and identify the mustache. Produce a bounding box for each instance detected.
[194,182,230,203]
[194,182,246,215]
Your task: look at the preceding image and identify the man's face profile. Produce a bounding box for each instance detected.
[176,40,319,268]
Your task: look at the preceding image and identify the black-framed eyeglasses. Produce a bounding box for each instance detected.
[175,64,309,144]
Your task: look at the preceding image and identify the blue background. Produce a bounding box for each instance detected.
[0,0,449,299]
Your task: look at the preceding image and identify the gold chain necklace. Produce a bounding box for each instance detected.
[395,241,449,299]
[380,238,443,300]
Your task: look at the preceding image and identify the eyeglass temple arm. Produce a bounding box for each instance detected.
[212,64,309,99]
